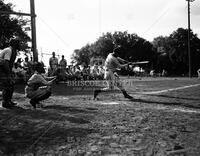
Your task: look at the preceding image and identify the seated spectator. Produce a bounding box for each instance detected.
[64,65,74,80]
[25,62,56,109]
[90,63,99,79]
[162,69,167,77]
[29,56,34,65]
[81,65,91,80]
[73,65,82,80]
[23,56,33,77]
[98,65,105,79]
[90,63,104,80]
[63,67,73,80]
[150,70,155,77]
[56,66,67,81]
[16,58,23,68]
[23,57,29,70]
[12,62,27,82]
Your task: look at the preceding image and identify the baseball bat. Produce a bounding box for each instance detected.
[128,61,149,65]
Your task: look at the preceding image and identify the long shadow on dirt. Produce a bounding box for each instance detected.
[0,107,91,124]
[151,94,200,101]
[0,124,96,155]
[128,98,200,110]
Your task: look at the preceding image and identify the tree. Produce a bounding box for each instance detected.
[167,28,200,75]
[152,28,200,76]
[0,0,30,51]
[71,44,91,66]
[72,31,156,69]
[152,36,173,73]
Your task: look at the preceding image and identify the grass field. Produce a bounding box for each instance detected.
[0,77,200,156]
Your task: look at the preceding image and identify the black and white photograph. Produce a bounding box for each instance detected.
[0,0,200,155]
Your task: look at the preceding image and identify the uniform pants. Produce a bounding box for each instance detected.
[25,86,51,102]
[0,68,14,103]
[103,69,124,91]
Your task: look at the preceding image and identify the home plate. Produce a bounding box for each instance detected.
[100,101,120,105]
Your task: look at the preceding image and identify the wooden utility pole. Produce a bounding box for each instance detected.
[30,0,38,62]
[186,0,195,77]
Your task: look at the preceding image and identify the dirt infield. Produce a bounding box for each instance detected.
[0,77,200,155]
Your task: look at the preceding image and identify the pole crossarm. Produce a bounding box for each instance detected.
[0,0,38,62]
[186,0,195,2]
[0,10,36,17]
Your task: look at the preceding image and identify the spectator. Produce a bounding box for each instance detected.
[16,58,23,68]
[59,55,67,70]
[49,52,58,76]
[25,62,56,109]
[57,55,67,81]
[12,62,27,82]
[150,70,155,77]
[90,63,99,79]
[81,65,90,80]
[23,56,33,77]
[74,65,82,80]
[29,56,34,65]
[65,66,74,80]
[98,64,105,79]
[162,69,167,77]
[23,57,29,69]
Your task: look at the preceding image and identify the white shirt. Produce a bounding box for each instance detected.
[27,72,48,86]
[104,53,121,72]
[49,57,58,69]
[59,59,67,69]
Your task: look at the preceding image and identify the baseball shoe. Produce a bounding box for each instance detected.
[2,102,14,109]
[122,90,133,99]
[124,94,134,99]
[30,99,38,109]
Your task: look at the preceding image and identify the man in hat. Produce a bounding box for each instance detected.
[0,38,20,108]
[93,46,133,100]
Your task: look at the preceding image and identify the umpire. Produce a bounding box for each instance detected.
[0,38,20,108]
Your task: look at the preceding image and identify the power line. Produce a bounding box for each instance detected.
[38,16,70,48]
[144,8,171,34]
[144,2,188,35]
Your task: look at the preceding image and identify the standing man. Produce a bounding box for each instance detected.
[59,55,67,70]
[49,52,58,76]
[0,38,20,108]
[93,46,133,100]
[58,55,67,81]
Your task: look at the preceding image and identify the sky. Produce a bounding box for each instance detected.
[5,0,200,66]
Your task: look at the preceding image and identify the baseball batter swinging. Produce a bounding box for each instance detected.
[93,46,133,100]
